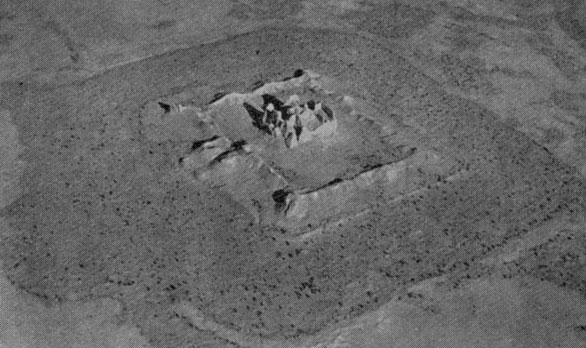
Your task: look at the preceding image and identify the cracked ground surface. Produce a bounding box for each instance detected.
[2,1,586,347]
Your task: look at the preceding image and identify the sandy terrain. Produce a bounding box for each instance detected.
[1,0,586,347]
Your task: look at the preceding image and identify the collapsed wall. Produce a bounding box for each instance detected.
[276,149,463,235]
[178,131,461,237]
[179,135,287,223]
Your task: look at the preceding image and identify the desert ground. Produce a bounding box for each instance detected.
[1,0,586,347]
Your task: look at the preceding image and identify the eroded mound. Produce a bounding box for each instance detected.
[177,70,427,235]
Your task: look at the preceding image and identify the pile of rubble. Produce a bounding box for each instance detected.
[244,93,337,148]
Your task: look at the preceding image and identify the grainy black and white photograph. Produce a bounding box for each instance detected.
[1,1,586,347]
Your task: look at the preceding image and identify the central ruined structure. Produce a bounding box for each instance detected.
[243,93,337,148]
[174,70,453,236]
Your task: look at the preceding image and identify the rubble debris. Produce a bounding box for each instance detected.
[262,94,286,110]
[243,93,337,148]
[243,102,271,135]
